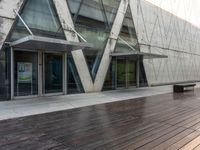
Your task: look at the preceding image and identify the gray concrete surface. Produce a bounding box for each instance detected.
[0,85,175,120]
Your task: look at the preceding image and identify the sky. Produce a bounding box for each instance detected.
[145,0,200,28]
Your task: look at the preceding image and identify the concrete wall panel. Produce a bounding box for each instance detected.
[134,0,200,85]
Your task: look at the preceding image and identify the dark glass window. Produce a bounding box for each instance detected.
[139,62,148,87]
[103,58,116,90]
[14,51,38,96]
[103,57,137,90]
[67,54,84,94]
[45,54,63,94]
[0,47,11,101]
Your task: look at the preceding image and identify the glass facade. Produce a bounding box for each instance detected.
[103,57,137,90]
[103,5,147,90]
[139,62,148,87]
[14,51,38,96]
[115,6,139,53]
[67,54,84,94]
[0,47,10,101]
[0,0,148,100]
[116,58,126,88]
[5,0,85,97]
[127,59,137,87]
[45,53,63,94]
[8,0,65,41]
[67,0,120,78]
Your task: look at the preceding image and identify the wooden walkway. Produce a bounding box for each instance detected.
[1,90,200,149]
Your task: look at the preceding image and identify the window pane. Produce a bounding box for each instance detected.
[116,58,126,88]
[68,0,120,78]
[103,58,116,90]
[14,51,38,96]
[8,0,65,41]
[67,54,84,94]
[45,54,63,94]
[0,48,10,101]
[115,6,139,53]
[127,60,136,86]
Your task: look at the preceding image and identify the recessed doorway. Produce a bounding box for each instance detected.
[44,53,63,94]
[14,51,38,97]
[13,50,65,99]
[116,58,136,89]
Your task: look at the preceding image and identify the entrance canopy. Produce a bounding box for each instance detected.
[110,51,168,59]
[10,35,93,51]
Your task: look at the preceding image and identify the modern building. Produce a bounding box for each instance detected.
[0,0,200,100]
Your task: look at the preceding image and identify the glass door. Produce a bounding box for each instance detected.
[14,51,38,97]
[127,60,136,87]
[44,53,63,94]
[116,58,137,89]
[116,58,126,88]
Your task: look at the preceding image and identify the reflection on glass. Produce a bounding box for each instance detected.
[105,5,144,90]
[103,58,137,90]
[127,60,136,86]
[115,6,139,53]
[103,58,116,90]
[8,0,65,41]
[14,51,38,96]
[117,58,126,88]
[67,0,120,78]
[45,54,63,94]
[139,62,148,87]
[0,48,10,100]
[67,54,84,94]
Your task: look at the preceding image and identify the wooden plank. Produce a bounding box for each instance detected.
[180,135,200,150]
[123,126,184,150]
[166,131,200,150]
[194,144,200,150]
[0,90,200,149]
[151,129,194,150]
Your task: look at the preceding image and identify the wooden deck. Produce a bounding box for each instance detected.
[1,90,200,149]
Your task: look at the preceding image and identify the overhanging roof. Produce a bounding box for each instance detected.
[110,51,168,59]
[10,35,93,51]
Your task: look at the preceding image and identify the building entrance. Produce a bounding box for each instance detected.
[13,50,65,99]
[14,51,38,97]
[116,58,136,89]
[44,53,63,94]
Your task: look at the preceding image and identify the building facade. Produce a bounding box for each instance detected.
[0,0,200,100]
